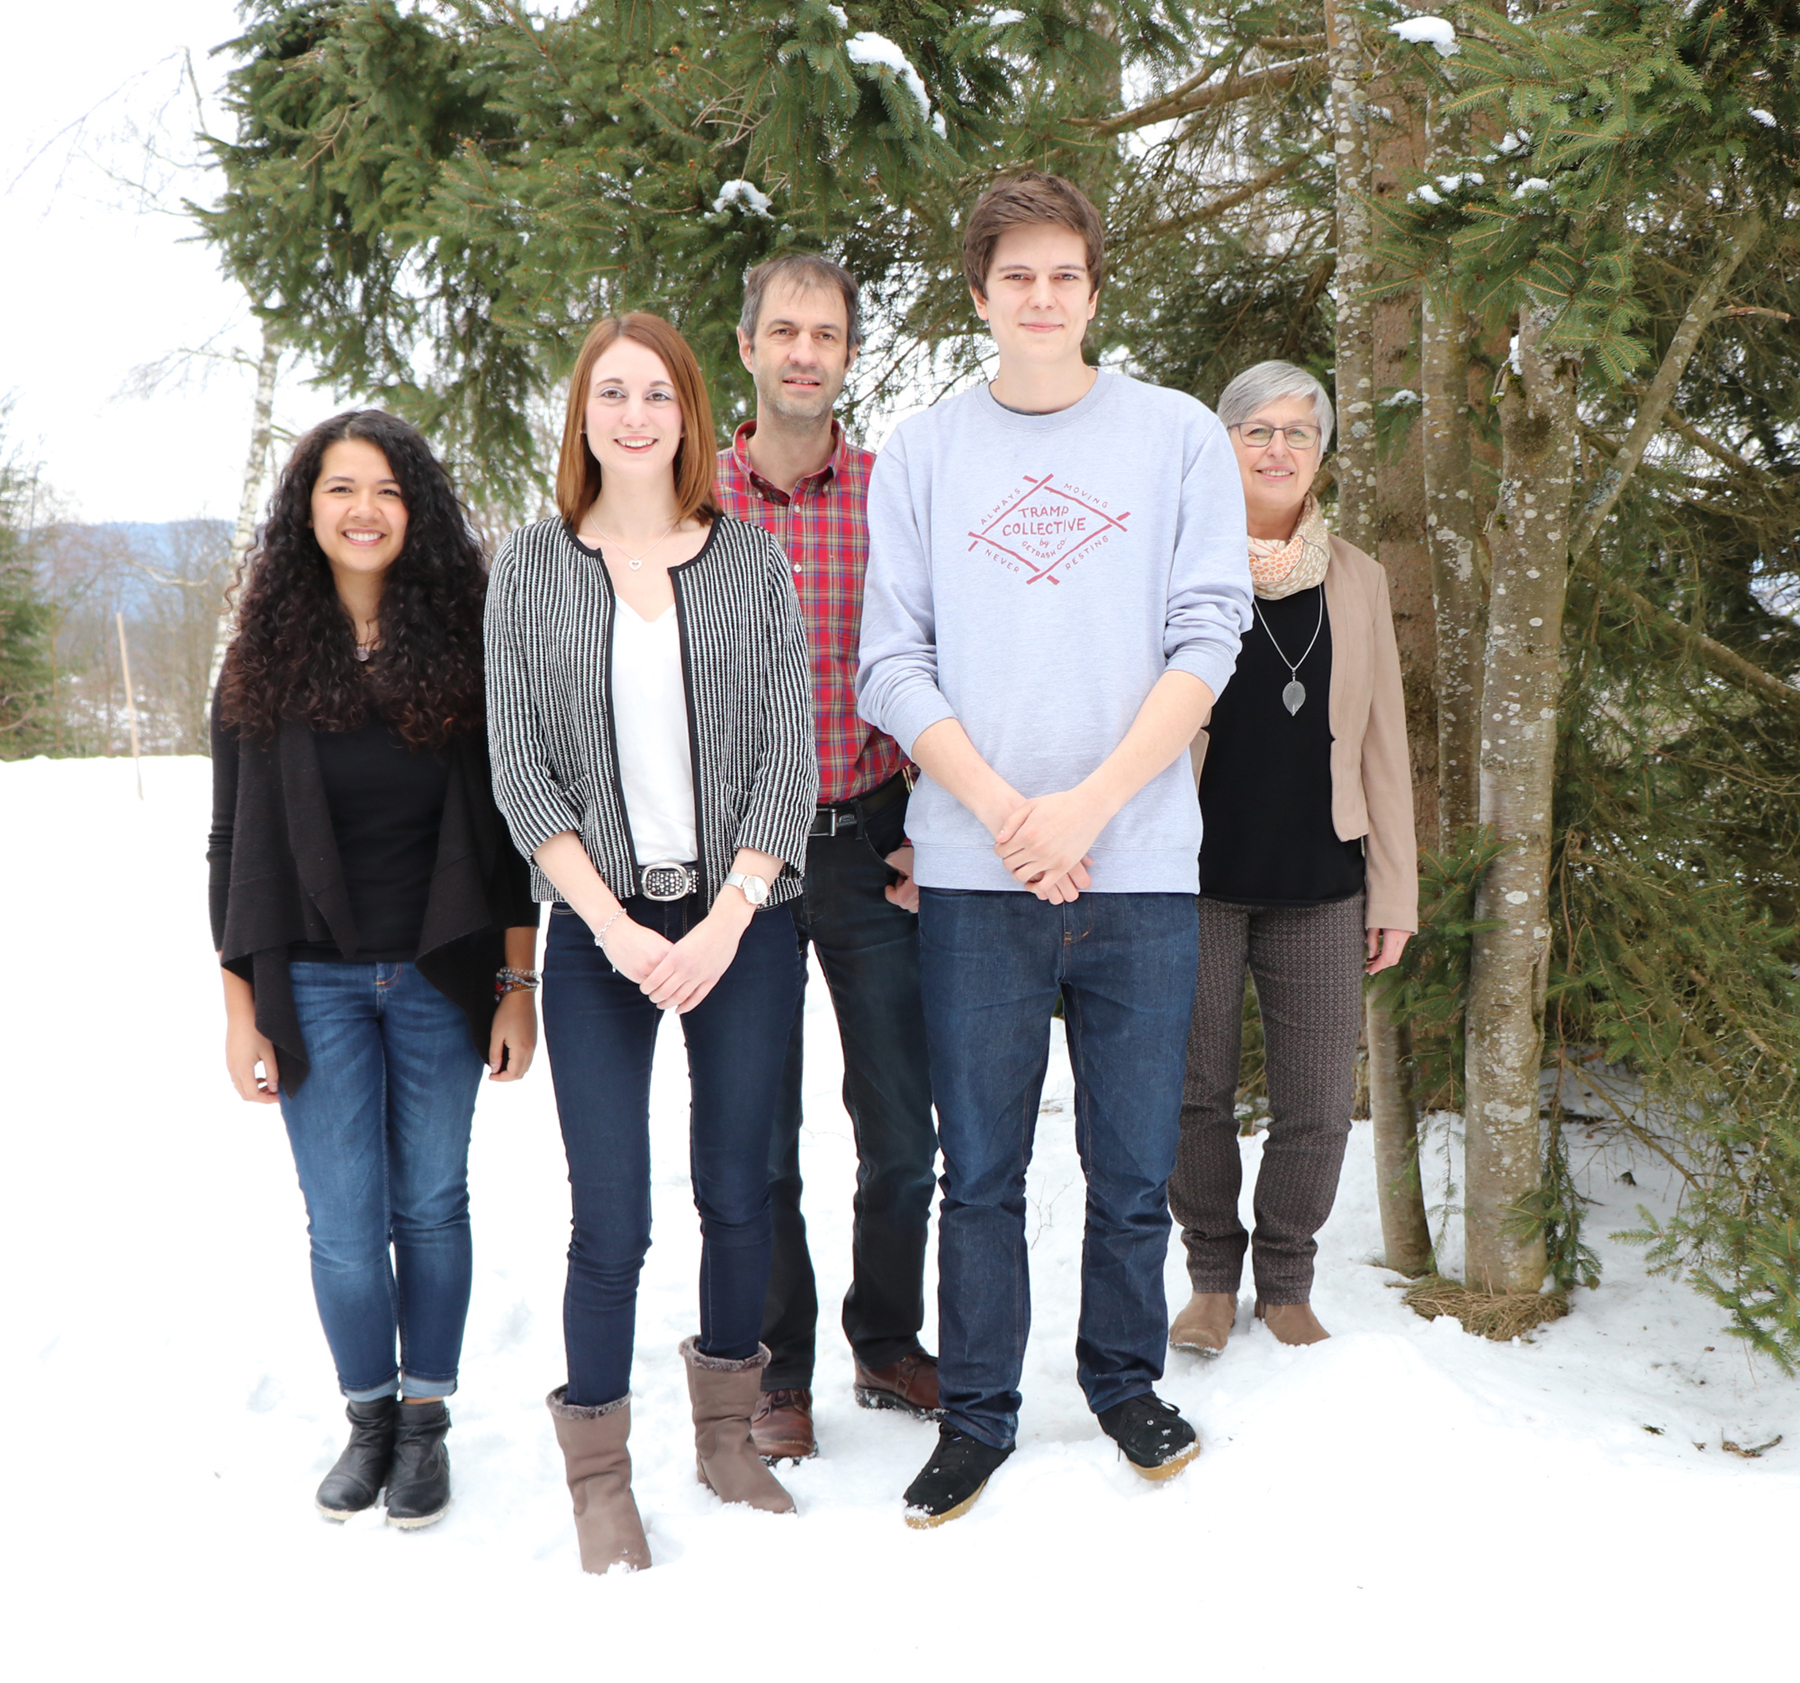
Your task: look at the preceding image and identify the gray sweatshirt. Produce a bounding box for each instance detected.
[857,371,1252,895]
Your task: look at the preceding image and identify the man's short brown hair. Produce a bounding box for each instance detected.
[962,170,1106,299]
[739,252,862,350]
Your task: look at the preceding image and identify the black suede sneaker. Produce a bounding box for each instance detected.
[902,1427,1014,1529]
[1096,1393,1200,1481]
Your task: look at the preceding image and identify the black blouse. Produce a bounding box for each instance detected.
[291,715,451,963]
[1199,584,1366,907]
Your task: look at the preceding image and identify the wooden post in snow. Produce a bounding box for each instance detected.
[116,611,143,801]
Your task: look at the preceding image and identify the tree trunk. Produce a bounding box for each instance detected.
[207,326,279,698]
[1462,305,1579,1296]
[1368,1002,1432,1273]
[1349,37,1436,1275]
[1324,0,1377,554]
[1418,108,1485,840]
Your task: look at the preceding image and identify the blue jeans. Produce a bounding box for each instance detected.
[918,889,1199,1450]
[280,961,484,1401]
[542,897,805,1409]
[763,822,937,1387]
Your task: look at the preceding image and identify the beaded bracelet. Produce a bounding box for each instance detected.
[495,966,540,1000]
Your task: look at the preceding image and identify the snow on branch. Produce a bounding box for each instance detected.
[712,179,773,218]
[846,32,944,133]
[1389,15,1459,57]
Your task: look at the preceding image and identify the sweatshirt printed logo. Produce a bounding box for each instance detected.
[968,474,1131,585]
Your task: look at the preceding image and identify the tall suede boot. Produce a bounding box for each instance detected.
[316,1396,399,1519]
[679,1338,795,1515]
[546,1387,652,1574]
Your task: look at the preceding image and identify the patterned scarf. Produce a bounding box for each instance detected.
[1246,493,1332,600]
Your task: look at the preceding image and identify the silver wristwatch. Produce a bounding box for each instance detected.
[723,871,771,907]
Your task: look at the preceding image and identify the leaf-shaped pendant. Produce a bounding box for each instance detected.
[1282,680,1306,715]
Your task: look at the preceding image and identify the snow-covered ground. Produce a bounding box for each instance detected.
[5,756,1795,1679]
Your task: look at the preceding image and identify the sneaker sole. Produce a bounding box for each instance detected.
[1124,1440,1201,1483]
[903,1478,990,1529]
[315,1501,368,1522]
[855,1385,945,1421]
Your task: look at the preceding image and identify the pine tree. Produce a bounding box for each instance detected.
[0,469,54,759]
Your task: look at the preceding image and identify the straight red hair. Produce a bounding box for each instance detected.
[556,312,721,529]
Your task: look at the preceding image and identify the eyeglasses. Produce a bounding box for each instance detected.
[1232,423,1321,450]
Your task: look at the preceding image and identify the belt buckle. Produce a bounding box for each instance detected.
[640,862,695,902]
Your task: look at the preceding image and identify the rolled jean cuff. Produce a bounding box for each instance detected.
[400,1372,458,1400]
[342,1373,401,1403]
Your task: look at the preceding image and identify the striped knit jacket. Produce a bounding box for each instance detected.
[485,514,818,911]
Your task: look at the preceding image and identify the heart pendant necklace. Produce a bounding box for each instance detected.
[1254,591,1324,716]
[590,519,677,572]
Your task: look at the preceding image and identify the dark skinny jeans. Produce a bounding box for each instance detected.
[542,895,805,1408]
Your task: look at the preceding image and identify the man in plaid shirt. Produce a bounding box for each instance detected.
[717,254,939,1461]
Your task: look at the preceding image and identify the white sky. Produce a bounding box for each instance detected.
[2,1,315,525]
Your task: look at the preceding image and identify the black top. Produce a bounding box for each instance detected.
[1199,584,1366,906]
[208,695,538,1093]
[291,715,451,963]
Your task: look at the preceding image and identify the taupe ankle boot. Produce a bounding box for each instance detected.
[546,1387,652,1573]
[679,1338,795,1515]
[1169,1292,1237,1355]
[1255,1300,1330,1345]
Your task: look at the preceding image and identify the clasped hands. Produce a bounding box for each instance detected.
[989,784,1110,904]
[598,892,754,1013]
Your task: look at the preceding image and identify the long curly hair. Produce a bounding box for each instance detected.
[219,410,487,750]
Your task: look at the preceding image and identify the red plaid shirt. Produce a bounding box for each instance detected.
[715,419,904,804]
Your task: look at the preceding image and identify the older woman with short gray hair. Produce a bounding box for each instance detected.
[1169,360,1418,1353]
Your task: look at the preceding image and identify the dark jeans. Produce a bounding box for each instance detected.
[762,822,937,1389]
[280,961,484,1401]
[542,896,804,1409]
[918,888,1198,1451]
[1170,894,1366,1303]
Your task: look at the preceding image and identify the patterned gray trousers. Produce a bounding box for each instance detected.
[1168,893,1366,1305]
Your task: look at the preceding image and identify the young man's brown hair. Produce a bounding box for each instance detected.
[961,170,1106,299]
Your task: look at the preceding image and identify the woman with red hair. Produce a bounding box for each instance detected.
[486,313,818,1572]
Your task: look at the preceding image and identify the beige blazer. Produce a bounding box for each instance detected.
[1189,535,1419,932]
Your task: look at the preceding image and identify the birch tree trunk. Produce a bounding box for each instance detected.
[1462,305,1579,1295]
[207,326,279,697]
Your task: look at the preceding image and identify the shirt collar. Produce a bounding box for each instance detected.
[730,418,846,506]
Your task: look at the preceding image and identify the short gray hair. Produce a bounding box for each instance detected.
[739,253,862,350]
[1216,360,1335,452]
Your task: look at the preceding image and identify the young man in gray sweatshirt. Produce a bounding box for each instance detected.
[858,171,1252,1525]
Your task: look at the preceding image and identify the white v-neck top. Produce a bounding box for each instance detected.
[610,602,698,866]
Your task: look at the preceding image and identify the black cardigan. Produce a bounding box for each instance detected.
[208,697,538,1093]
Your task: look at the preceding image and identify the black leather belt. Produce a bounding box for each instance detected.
[639,862,699,901]
[808,769,910,838]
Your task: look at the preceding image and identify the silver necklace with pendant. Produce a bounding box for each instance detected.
[1254,591,1324,716]
[589,520,676,572]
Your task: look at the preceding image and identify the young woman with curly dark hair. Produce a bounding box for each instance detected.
[208,409,541,1528]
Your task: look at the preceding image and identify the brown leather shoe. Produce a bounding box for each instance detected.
[1170,1291,1237,1355]
[853,1351,943,1419]
[1255,1300,1330,1345]
[749,1386,817,1462]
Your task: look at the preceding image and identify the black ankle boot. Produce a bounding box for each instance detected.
[316,1397,400,1519]
[385,1400,453,1528]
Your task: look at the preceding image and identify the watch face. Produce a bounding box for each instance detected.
[745,875,769,905]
